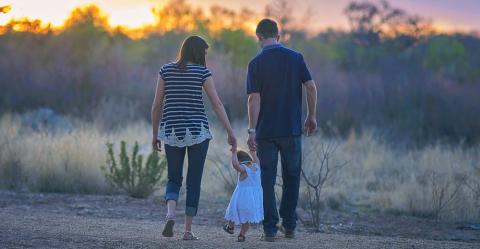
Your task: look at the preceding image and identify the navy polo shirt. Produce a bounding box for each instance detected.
[246,44,312,139]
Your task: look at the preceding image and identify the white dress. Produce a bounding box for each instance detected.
[224,163,264,224]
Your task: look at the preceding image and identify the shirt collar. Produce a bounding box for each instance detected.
[262,43,282,51]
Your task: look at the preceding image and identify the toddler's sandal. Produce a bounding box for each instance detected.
[223,223,234,234]
[237,234,246,242]
[183,231,199,240]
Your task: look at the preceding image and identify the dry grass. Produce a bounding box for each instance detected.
[312,132,480,222]
[0,113,150,193]
[0,113,479,222]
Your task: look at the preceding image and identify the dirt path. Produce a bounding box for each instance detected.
[0,191,479,249]
[1,209,477,249]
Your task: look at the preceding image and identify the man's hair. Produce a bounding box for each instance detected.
[237,150,253,163]
[256,18,279,39]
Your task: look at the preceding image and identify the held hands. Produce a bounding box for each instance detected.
[227,131,237,153]
[247,132,257,152]
[304,115,318,136]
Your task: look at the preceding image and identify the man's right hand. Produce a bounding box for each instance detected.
[304,115,317,136]
[247,132,257,152]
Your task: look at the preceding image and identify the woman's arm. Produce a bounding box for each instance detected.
[151,75,165,151]
[203,76,237,151]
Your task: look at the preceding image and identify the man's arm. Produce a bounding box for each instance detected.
[304,80,317,136]
[248,93,260,131]
[247,93,260,151]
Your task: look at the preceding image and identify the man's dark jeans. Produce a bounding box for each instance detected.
[257,136,302,236]
[164,139,209,217]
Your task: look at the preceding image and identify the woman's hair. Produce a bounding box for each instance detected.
[175,35,209,70]
[237,149,253,162]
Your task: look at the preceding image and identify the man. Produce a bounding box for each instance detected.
[246,18,317,242]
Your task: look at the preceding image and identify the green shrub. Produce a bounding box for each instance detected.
[101,141,166,198]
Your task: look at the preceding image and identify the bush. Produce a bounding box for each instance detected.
[209,150,237,195]
[299,139,348,232]
[101,141,166,198]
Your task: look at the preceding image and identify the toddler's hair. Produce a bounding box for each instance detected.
[237,149,253,162]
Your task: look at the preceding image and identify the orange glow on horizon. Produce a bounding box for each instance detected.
[0,1,260,38]
[0,1,477,37]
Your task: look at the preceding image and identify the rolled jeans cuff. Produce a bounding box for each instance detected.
[165,192,179,203]
[185,206,197,216]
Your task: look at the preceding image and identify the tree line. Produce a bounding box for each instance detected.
[1,0,479,145]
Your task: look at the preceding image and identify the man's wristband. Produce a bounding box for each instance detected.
[247,128,256,134]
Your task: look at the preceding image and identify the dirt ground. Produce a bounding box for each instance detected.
[0,190,479,249]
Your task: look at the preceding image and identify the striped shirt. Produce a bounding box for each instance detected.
[157,63,212,147]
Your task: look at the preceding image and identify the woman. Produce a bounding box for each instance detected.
[151,35,237,240]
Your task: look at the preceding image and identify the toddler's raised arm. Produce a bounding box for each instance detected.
[250,150,260,164]
[231,150,247,181]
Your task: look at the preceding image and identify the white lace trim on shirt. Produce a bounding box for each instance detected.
[158,125,212,147]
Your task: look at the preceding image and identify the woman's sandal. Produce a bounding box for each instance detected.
[223,223,234,234]
[183,231,199,240]
[162,219,175,237]
[237,234,246,242]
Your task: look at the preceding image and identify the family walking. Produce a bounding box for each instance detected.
[151,18,317,242]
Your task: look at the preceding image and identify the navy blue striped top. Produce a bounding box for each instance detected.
[157,63,212,147]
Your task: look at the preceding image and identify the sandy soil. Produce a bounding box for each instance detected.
[0,191,479,249]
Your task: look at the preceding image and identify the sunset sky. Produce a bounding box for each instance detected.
[1,0,479,32]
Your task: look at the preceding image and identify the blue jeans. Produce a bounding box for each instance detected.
[257,136,302,236]
[164,139,209,216]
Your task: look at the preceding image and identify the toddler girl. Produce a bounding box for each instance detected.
[223,149,263,242]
